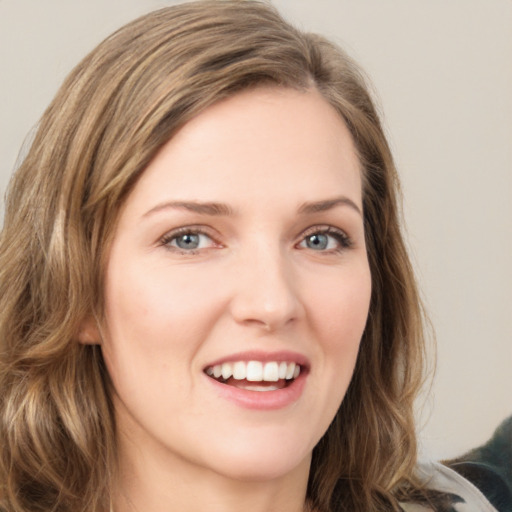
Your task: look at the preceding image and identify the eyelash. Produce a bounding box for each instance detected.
[159,226,219,255]
[158,225,353,255]
[297,225,353,253]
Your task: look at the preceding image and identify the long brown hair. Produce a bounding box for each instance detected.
[0,2,427,511]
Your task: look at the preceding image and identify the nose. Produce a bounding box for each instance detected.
[229,244,303,332]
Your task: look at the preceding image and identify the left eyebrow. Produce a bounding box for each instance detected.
[298,196,362,217]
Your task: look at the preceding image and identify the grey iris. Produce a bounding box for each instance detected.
[176,233,200,249]
[306,233,328,250]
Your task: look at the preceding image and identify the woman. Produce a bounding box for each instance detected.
[0,2,498,511]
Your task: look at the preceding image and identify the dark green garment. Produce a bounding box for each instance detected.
[400,415,511,512]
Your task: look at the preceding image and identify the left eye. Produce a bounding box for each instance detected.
[164,231,215,251]
[298,229,349,252]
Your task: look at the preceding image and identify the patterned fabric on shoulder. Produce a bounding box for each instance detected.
[399,460,498,512]
[400,415,512,512]
[445,415,512,512]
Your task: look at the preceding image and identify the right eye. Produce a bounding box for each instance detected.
[160,228,218,254]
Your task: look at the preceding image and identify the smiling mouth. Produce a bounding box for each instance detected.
[205,361,301,392]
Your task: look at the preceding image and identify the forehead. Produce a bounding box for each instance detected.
[124,86,362,217]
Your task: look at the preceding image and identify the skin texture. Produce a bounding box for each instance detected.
[81,87,372,512]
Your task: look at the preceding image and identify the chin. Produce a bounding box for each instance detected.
[215,454,311,483]
[199,430,314,482]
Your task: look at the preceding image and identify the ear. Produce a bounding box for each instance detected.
[77,316,102,345]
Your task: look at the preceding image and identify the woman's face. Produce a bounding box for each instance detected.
[92,87,371,483]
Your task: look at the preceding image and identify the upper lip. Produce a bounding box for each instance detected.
[203,350,310,371]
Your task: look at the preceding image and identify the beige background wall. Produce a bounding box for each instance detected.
[1,0,511,460]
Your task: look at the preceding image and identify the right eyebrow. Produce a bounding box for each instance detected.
[142,200,235,218]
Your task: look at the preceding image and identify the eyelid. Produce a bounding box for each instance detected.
[158,225,222,254]
[296,225,353,251]
[157,224,352,255]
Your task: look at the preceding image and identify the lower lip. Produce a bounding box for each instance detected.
[205,372,307,410]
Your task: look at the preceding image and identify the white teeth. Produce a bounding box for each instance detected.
[206,360,302,382]
[278,361,288,379]
[244,385,280,392]
[221,362,232,380]
[285,362,296,380]
[233,361,246,380]
[263,361,279,382]
[246,361,263,381]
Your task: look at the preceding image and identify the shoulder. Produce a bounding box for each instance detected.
[443,415,512,512]
[399,460,500,512]
[400,415,512,512]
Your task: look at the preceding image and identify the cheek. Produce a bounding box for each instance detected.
[310,263,372,346]
[301,263,371,438]
[100,257,233,402]
[99,262,214,417]
[103,258,222,348]
[309,262,371,396]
